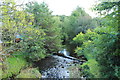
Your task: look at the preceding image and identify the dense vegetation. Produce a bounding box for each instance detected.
[73,1,120,78]
[59,7,99,54]
[0,0,120,79]
[0,1,62,78]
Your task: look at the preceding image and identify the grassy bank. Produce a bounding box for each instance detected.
[2,54,41,79]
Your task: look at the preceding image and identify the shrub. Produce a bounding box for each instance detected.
[2,56,27,78]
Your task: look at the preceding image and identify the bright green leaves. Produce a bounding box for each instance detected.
[2,56,27,78]
[73,29,97,43]
[73,32,85,42]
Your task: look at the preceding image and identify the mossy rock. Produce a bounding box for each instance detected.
[16,68,41,78]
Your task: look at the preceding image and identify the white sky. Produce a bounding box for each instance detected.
[15,0,99,18]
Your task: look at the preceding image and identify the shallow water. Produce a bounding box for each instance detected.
[35,55,83,78]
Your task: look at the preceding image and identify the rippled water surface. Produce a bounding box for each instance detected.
[35,55,83,78]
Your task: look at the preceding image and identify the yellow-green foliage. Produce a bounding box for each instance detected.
[16,68,41,78]
[2,56,27,78]
[1,1,47,61]
[81,59,101,78]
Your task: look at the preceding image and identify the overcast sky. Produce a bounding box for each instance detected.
[15,0,99,18]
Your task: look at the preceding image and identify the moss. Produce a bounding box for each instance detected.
[16,68,41,78]
[2,56,27,78]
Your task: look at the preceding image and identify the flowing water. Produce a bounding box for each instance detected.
[35,55,84,78]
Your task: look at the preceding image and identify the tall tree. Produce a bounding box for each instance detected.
[1,1,46,61]
[73,1,120,78]
[61,7,98,54]
[25,2,63,53]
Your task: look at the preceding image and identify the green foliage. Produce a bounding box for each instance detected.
[1,1,63,78]
[2,56,27,78]
[93,2,119,17]
[74,27,119,78]
[20,27,46,60]
[1,0,120,79]
[60,7,99,54]
[74,1,120,78]
[64,7,97,38]
[1,1,46,61]
[81,59,101,78]
[25,2,63,53]
[26,2,52,27]
[16,68,41,78]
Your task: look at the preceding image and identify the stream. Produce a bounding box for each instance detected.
[35,54,85,79]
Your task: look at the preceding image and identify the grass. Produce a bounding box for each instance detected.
[2,55,27,78]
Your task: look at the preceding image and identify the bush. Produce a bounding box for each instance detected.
[81,59,101,78]
[2,56,27,78]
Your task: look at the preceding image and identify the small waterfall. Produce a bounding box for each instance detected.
[58,49,70,56]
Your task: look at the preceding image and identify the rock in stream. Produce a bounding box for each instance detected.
[35,55,84,79]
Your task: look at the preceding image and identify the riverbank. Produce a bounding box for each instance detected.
[1,54,42,79]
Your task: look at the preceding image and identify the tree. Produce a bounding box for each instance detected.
[61,7,98,54]
[73,1,120,78]
[25,2,63,53]
[1,1,46,61]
